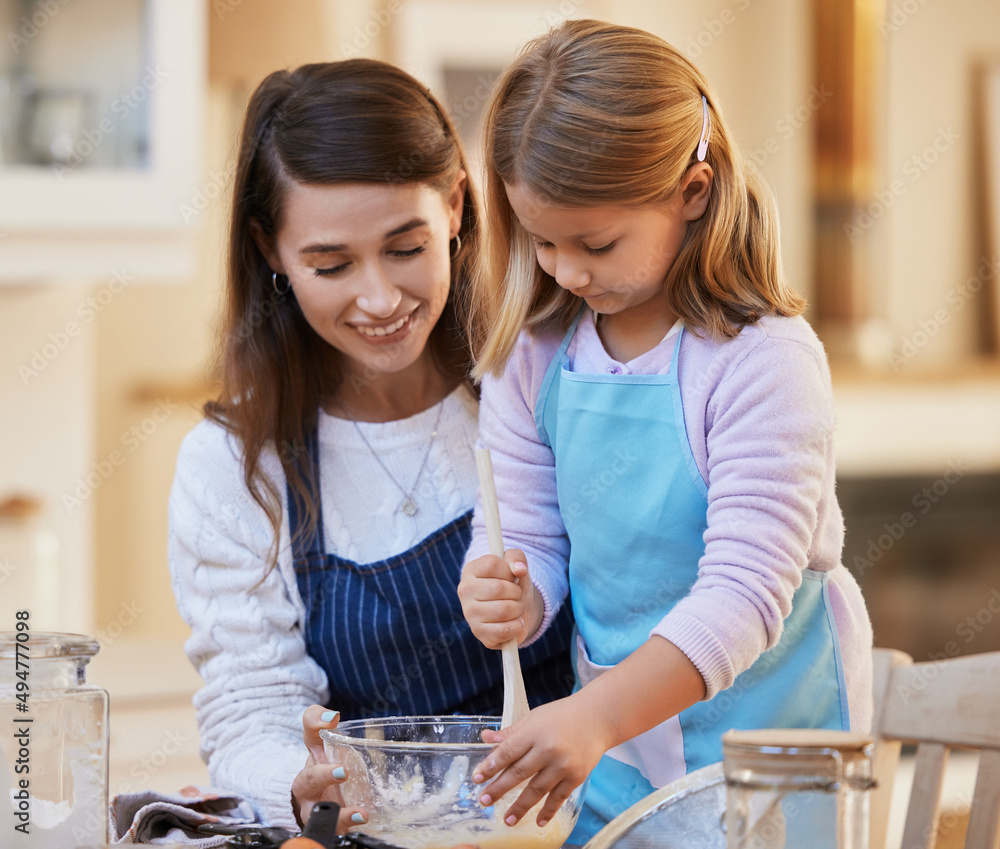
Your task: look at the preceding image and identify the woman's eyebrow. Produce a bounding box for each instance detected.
[384,217,428,239]
[299,218,429,255]
[300,242,347,254]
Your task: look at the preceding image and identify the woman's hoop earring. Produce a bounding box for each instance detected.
[272,272,290,295]
[450,234,462,259]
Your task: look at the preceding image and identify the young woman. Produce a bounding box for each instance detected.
[168,59,573,833]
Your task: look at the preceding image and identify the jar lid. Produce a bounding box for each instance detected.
[0,631,101,660]
[723,728,874,757]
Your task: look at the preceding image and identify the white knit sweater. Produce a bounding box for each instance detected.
[167,386,479,827]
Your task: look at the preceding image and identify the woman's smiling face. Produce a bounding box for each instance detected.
[257,177,464,382]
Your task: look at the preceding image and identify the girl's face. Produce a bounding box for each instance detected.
[257,177,464,382]
[505,174,709,328]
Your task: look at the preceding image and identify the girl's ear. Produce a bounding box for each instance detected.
[250,219,284,273]
[680,162,714,221]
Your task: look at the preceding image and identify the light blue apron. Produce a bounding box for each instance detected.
[534,311,849,843]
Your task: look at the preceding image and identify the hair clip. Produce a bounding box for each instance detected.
[697,95,711,162]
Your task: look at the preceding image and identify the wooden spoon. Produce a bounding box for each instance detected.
[475,448,531,729]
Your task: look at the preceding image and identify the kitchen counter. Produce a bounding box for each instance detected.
[832,364,1000,477]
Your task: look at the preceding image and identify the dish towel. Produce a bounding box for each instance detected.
[109,786,258,845]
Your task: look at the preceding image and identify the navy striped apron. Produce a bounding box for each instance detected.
[288,425,574,719]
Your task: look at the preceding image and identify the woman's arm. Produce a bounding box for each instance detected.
[168,421,330,828]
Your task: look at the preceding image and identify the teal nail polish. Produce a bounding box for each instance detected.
[332,767,346,780]
[351,812,367,824]
[320,710,338,723]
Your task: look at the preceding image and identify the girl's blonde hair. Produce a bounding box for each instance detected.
[471,19,804,378]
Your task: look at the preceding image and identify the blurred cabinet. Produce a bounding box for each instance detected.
[0,0,205,282]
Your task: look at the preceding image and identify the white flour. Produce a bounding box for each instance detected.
[4,746,106,847]
[353,755,574,849]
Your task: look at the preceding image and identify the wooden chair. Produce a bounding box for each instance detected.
[871,648,1000,849]
[581,648,1000,849]
[871,647,914,849]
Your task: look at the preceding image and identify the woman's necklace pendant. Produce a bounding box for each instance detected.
[337,397,444,522]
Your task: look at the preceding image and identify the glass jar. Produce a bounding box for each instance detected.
[0,631,109,847]
[723,729,875,849]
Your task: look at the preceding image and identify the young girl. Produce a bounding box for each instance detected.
[168,60,573,833]
[458,19,873,843]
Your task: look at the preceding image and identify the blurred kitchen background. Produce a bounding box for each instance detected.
[2,0,999,802]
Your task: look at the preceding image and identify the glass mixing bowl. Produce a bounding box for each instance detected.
[321,715,585,849]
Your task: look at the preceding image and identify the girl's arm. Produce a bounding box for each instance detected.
[168,421,341,828]
[473,635,706,827]
[463,329,570,643]
[652,325,840,699]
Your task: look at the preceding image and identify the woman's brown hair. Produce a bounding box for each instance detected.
[207,59,479,569]
[471,19,804,378]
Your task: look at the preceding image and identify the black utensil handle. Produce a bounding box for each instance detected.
[302,801,341,847]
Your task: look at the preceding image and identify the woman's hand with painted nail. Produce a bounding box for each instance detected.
[458,549,542,649]
[473,695,608,829]
[291,705,368,832]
